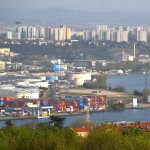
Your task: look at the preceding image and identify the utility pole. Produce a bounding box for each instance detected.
[85,107,90,123]
[133,43,136,59]
[145,72,148,89]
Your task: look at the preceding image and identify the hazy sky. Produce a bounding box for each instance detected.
[0,0,149,12]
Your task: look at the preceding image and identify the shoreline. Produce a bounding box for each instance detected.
[1,107,150,122]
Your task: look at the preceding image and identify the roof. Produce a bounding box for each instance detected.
[73,127,92,132]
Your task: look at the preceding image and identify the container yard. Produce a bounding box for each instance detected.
[0,94,107,120]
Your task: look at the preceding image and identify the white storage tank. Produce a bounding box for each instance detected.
[69,73,91,81]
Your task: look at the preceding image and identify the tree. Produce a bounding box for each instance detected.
[113,85,125,92]
[143,88,150,98]
[83,75,107,89]
[49,115,66,128]
[5,119,13,127]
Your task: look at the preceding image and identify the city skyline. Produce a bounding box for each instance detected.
[3,24,149,43]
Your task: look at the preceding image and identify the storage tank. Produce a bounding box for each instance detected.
[69,73,91,81]
[75,77,84,86]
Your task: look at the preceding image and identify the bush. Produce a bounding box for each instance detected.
[1,124,150,150]
[113,85,125,92]
[134,90,143,96]
[83,75,107,89]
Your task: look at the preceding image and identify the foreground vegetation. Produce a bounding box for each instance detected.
[1,123,150,150]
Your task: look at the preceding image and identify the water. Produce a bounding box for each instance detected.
[107,73,150,92]
[1,109,150,127]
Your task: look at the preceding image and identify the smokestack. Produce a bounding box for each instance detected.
[134,43,136,59]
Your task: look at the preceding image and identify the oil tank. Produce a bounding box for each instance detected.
[69,73,91,81]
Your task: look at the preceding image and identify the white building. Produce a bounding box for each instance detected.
[120,31,129,42]
[96,25,108,33]
[7,31,21,40]
[83,30,92,41]
[137,30,147,42]
[14,88,39,99]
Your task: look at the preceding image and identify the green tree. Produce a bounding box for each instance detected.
[49,116,66,128]
[83,75,107,89]
[5,119,13,127]
[143,88,150,98]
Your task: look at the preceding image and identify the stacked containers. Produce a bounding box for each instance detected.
[51,64,57,72]
[0,97,5,107]
[41,100,47,106]
[78,99,84,109]
[46,76,58,82]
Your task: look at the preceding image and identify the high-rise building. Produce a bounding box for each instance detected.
[50,28,55,41]
[105,31,111,41]
[121,31,129,42]
[54,28,59,41]
[83,30,92,41]
[43,26,50,40]
[7,31,21,40]
[66,27,72,40]
[110,31,116,42]
[137,30,147,42]
[96,25,108,33]
[111,31,128,42]
[91,31,96,41]
[116,31,121,42]
[58,28,64,41]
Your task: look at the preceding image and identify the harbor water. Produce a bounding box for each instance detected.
[1,109,150,127]
[107,73,150,92]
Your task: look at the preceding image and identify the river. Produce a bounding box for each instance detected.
[107,73,150,92]
[1,109,150,127]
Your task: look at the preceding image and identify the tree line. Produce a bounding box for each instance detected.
[1,120,150,150]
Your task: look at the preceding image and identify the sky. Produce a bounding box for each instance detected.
[0,0,150,13]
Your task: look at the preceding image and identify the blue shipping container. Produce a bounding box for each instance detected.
[51,64,57,72]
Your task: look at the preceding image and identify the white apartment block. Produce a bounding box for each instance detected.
[11,25,72,42]
[83,30,92,41]
[96,25,108,33]
[7,31,21,40]
[137,30,147,42]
